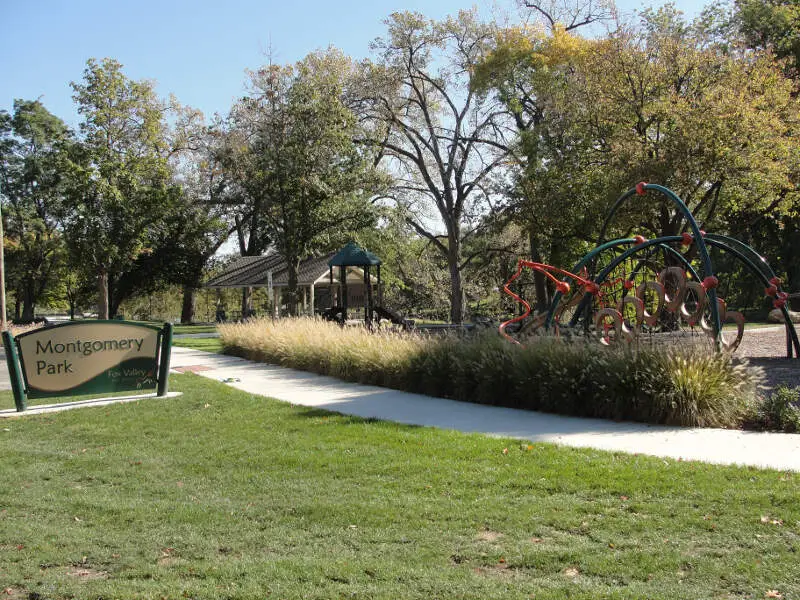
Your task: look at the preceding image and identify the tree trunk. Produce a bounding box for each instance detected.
[181,284,197,324]
[13,289,21,321]
[529,231,550,314]
[108,273,119,319]
[240,287,252,320]
[97,268,109,320]
[448,236,464,324]
[21,282,35,322]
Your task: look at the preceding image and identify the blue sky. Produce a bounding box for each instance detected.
[1,0,705,127]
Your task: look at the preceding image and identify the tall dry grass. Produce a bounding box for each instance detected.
[219,318,425,388]
[219,318,763,428]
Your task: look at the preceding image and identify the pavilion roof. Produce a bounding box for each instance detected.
[204,254,285,288]
[327,242,381,267]
[204,252,339,288]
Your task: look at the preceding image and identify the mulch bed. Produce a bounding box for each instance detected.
[735,327,800,391]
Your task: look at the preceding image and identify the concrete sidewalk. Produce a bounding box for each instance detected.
[170,347,800,472]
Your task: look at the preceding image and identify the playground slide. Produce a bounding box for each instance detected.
[374,305,412,329]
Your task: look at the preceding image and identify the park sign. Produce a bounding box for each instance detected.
[2,321,174,412]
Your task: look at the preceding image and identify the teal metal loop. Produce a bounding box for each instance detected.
[544,237,700,329]
[596,184,722,349]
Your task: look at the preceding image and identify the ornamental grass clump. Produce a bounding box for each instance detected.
[656,350,760,427]
[219,317,424,387]
[220,318,763,428]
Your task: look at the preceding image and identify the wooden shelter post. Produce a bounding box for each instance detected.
[340,265,348,322]
[377,264,382,307]
[364,266,373,329]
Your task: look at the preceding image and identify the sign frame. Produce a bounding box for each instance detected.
[2,320,174,412]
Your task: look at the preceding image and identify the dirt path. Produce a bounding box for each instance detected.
[734,327,799,390]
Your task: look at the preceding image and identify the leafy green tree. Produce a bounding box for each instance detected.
[113,107,234,324]
[223,49,387,316]
[358,11,514,324]
[481,7,799,238]
[0,100,72,321]
[736,0,800,74]
[475,7,800,310]
[726,0,800,299]
[474,24,608,309]
[60,269,96,320]
[64,58,178,319]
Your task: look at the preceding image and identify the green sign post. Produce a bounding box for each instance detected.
[2,321,174,412]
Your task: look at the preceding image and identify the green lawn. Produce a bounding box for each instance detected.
[172,337,223,353]
[117,321,217,335]
[172,324,218,335]
[1,373,799,599]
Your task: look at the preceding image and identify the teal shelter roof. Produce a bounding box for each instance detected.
[327,242,381,267]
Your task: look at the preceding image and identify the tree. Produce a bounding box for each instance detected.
[61,270,96,320]
[728,0,800,299]
[482,8,799,237]
[222,49,387,316]
[141,107,234,324]
[519,0,616,32]
[0,100,72,321]
[736,0,800,75]
[64,58,178,319]
[359,10,514,323]
[474,7,800,311]
[473,23,605,310]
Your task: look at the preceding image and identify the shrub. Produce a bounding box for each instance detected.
[219,318,764,428]
[747,386,800,432]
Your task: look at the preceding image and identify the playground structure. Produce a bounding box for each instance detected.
[500,183,800,358]
[324,242,411,330]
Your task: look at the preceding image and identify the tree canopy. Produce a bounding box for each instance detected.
[2,0,799,322]
[222,49,387,315]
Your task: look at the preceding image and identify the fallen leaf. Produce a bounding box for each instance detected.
[502,448,508,455]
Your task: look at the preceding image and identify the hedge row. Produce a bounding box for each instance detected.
[219,318,768,428]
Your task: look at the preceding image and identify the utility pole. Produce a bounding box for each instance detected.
[0,201,6,331]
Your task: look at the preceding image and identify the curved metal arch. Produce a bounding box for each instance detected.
[567,236,686,328]
[544,237,700,328]
[706,233,777,281]
[580,235,798,357]
[598,182,722,344]
[597,184,722,347]
[703,238,799,358]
